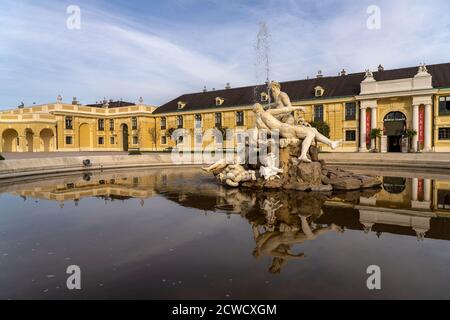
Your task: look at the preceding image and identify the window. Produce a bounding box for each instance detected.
[345,103,356,121]
[161,136,167,145]
[110,137,115,145]
[177,101,186,109]
[160,117,166,130]
[109,119,115,131]
[438,128,450,140]
[314,86,325,97]
[314,105,324,122]
[98,136,104,145]
[132,117,138,130]
[439,96,450,116]
[215,97,224,106]
[65,136,73,145]
[98,119,105,131]
[195,114,202,128]
[177,115,183,128]
[65,116,73,129]
[215,112,222,127]
[437,190,450,210]
[236,111,244,126]
[132,136,138,145]
[345,130,356,141]
[261,92,269,102]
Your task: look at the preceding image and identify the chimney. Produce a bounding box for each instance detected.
[225,82,231,89]
[340,69,347,76]
[316,70,323,78]
[72,97,79,105]
[378,64,384,72]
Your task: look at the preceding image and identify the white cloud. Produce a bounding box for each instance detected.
[0,0,449,108]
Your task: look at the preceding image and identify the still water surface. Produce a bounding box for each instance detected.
[0,167,449,299]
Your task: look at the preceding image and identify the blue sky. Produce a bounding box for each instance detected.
[1,0,449,108]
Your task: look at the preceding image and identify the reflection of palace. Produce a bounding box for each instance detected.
[1,63,450,153]
[4,169,450,274]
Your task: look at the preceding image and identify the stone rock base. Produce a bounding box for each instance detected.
[213,142,382,192]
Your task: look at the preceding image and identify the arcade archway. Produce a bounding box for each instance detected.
[2,129,19,152]
[383,112,406,152]
[39,128,54,152]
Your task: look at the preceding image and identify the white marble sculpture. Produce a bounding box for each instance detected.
[253,102,341,163]
[259,153,283,180]
[203,161,256,187]
[255,81,341,163]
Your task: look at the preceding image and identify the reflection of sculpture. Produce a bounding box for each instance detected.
[251,192,344,273]
[253,103,341,163]
[252,215,343,273]
[261,197,283,226]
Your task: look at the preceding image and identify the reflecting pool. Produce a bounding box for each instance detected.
[0,167,449,299]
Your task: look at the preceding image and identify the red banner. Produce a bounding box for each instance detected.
[418,178,424,201]
[418,106,424,144]
[366,111,371,146]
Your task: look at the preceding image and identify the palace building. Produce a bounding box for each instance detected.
[1,62,450,153]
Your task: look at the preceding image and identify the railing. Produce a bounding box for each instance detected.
[1,104,156,117]
[0,113,56,122]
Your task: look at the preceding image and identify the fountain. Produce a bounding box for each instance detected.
[203,24,381,191]
[203,82,382,191]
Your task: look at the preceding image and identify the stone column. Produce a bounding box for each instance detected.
[359,107,367,152]
[412,104,419,152]
[18,135,26,153]
[370,107,377,150]
[33,136,41,152]
[424,104,432,152]
[424,179,431,202]
[411,178,418,201]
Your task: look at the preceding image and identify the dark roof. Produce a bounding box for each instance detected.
[154,62,450,114]
[86,101,136,108]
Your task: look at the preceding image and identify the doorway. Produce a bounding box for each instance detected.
[383,112,406,152]
[79,123,91,150]
[121,124,129,151]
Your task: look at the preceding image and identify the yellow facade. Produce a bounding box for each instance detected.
[0,103,157,152]
[1,89,450,153]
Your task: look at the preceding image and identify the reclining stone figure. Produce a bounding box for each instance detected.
[253,103,341,162]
